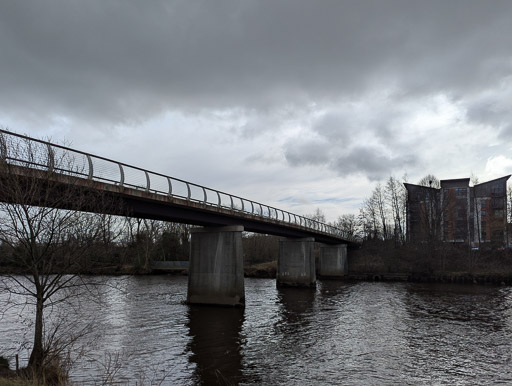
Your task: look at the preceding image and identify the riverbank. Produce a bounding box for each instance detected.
[0,261,279,278]
[347,241,512,285]
[2,243,512,285]
[2,263,512,285]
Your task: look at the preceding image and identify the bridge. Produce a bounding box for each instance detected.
[0,129,358,306]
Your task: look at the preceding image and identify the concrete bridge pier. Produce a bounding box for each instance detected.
[277,237,316,287]
[318,244,348,278]
[187,226,245,307]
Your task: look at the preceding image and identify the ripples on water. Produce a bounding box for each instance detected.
[1,276,512,384]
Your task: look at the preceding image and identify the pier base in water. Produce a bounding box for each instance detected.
[187,226,245,306]
[318,244,348,278]
[277,237,316,287]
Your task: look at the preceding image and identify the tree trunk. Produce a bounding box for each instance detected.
[28,288,44,370]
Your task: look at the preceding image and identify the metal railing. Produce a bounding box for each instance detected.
[0,129,357,242]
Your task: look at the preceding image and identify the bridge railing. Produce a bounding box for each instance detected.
[0,129,358,243]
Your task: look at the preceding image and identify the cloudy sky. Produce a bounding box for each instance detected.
[1,0,512,221]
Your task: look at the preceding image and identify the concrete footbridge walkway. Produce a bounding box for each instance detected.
[0,129,359,306]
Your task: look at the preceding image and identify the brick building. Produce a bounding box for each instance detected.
[405,175,510,247]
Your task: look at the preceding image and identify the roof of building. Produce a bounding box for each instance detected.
[403,182,438,191]
[440,178,470,187]
[474,175,511,186]
[440,177,470,182]
[405,175,510,191]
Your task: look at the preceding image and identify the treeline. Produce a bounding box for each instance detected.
[308,175,412,244]
[0,215,192,272]
[0,212,284,271]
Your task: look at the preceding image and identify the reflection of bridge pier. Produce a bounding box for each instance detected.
[187,306,245,384]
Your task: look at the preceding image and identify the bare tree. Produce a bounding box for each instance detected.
[0,132,116,375]
[334,214,358,239]
[385,176,406,244]
[365,184,390,240]
[155,222,190,262]
[359,196,380,240]
[306,208,327,223]
[243,233,279,265]
[418,174,440,188]
[508,185,512,246]
[137,219,163,269]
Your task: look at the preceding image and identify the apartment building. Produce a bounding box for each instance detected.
[404,175,510,246]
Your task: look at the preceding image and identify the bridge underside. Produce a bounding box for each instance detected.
[124,196,352,245]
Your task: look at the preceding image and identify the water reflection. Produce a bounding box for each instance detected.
[401,283,512,384]
[404,283,511,329]
[276,286,316,328]
[187,305,245,385]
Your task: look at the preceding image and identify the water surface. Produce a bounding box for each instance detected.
[1,276,511,384]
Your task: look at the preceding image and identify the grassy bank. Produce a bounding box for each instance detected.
[0,356,68,386]
[244,261,277,278]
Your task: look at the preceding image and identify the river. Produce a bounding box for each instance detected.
[1,276,512,384]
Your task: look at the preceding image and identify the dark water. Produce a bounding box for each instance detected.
[1,276,512,384]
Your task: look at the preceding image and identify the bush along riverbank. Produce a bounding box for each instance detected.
[0,355,69,386]
[347,240,512,285]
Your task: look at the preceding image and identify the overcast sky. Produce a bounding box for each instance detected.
[1,0,512,221]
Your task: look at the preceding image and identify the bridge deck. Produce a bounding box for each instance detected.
[0,130,359,246]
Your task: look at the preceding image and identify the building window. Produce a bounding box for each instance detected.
[481,209,486,217]
[492,198,504,209]
[492,186,504,196]
[481,199,486,209]
[456,188,467,197]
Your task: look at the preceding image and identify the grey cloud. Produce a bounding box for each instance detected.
[311,99,407,149]
[284,138,331,166]
[284,124,417,180]
[463,82,512,138]
[332,147,417,181]
[1,0,512,125]
[312,112,353,145]
[466,95,507,126]
[498,124,512,140]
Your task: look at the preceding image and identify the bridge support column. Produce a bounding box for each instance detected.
[277,237,316,287]
[318,244,348,278]
[187,226,245,307]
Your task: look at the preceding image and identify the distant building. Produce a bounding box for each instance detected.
[404,175,510,246]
